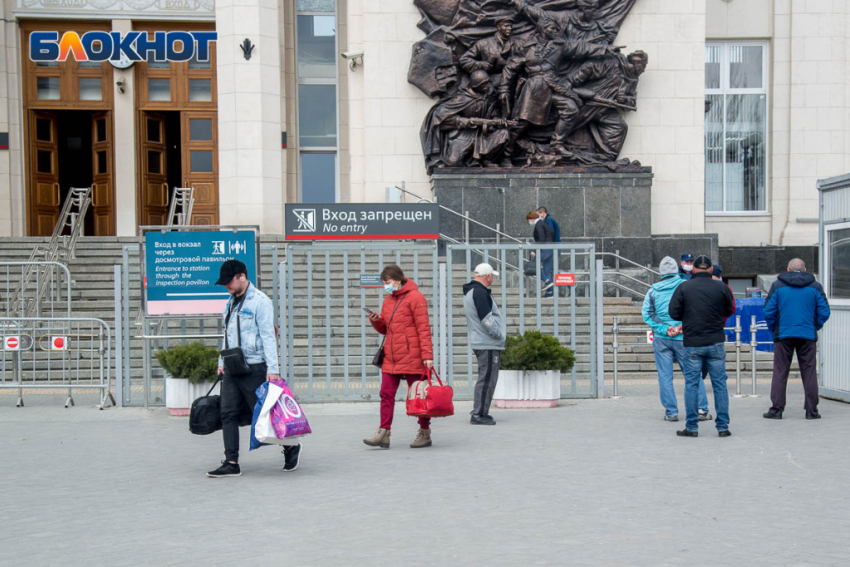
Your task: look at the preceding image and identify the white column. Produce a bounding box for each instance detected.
[216,0,284,233]
[111,19,137,237]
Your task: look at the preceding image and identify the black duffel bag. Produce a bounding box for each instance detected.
[190,378,222,435]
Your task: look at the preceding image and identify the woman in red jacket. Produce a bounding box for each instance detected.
[363,265,434,450]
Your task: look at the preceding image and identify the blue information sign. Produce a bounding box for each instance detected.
[145,230,257,315]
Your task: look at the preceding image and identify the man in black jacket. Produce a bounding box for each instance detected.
[668,255,735,438]
[527,211,554,297]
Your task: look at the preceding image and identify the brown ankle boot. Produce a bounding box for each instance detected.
[363,428,390,448]
[410,428,432,448]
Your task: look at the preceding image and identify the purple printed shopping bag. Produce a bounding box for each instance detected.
[269,378,312,439]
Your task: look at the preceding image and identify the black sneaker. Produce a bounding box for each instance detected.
[676,429,698,437]
[207,461,241,478]
[763,410,783,419]
[470,415,496,425]
[806,411,821,420]
[718,430,732,437]
[282,443,303,472]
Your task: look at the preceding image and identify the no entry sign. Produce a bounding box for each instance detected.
[4,336,20,351]
[555,273,576,286]
[50,336,68,350]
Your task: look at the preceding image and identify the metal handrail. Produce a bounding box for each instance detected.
[597,252,661,275]
[604,270,652,289]
[393,183,524,244]
[603,280,646,298]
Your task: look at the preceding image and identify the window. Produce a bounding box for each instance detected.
[826,222,850,303]
[705,42,768,214]
[296,0,338,202]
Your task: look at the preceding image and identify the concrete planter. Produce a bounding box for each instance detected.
[493,370,560,408]
[165,376,219,416]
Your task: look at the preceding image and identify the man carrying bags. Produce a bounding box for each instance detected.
[463,263,507,425]
[207,260,303,478]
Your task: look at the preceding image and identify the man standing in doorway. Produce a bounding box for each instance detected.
[763,258,830,420]
[207,260,302,478]
[463,263,507,425]
[679,253,694,280]
[668,256,735,438]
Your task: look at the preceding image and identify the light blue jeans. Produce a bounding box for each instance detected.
[652,336,708,417]
[683,343,730,432]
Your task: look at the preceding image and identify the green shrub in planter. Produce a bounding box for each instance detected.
[156,342,219,385]
[501,330,576,373]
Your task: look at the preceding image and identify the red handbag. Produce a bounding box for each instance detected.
[406,369,454,418]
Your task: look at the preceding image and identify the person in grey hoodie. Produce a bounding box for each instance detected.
[463,263,507,425]
[642,256,710,422]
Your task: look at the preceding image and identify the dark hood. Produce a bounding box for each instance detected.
[778,271,815,288]
[463,280,491,295]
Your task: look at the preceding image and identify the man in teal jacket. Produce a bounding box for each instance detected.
[642,256,710,421]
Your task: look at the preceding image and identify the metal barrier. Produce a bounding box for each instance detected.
[0,316,114,408]
[1,261,72,319]
[610,315,775,398]
[446,243,601,399]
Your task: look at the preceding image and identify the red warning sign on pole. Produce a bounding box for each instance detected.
[50,336,68,350]
[555,273,576,286]
[4,336,20,351]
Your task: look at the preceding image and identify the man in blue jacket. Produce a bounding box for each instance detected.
[642,257,710,422]
[763,258,831,420]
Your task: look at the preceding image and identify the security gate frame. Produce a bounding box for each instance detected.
[446,243,600,399]
[280,242,440,402]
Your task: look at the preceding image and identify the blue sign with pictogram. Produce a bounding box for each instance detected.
[144,230,256,315]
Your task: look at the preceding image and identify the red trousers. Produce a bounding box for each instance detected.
[380,373,430,430]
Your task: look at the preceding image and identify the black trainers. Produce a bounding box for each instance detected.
[718,430,732,437]
[763,410,783,419]
[676,429,698,437]
[470,415,496,425]
[806,411,821,420]
[282,443,303,472]
[207,460,241,478]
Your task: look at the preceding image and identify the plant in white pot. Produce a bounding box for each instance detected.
[157,342,220,416]
[494,330,576,408]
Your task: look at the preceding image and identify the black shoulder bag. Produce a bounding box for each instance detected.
[220,300,252,376]
[371,295,406,368]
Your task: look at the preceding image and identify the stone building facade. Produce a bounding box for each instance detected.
[0,0,847,264]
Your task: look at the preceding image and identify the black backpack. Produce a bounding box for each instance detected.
[190,379,222,435]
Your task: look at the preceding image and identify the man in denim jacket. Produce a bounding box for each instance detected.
[207,260,302,478]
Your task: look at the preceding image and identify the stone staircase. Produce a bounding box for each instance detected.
[0,238,779,402]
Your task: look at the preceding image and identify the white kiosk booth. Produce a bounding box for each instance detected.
[818,173,850,403]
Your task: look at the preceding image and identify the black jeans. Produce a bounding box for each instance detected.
[221,362,267,462]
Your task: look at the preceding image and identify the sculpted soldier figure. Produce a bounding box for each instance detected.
[459,17,518,88]
[421,70,511,171]
[499,17,614,159]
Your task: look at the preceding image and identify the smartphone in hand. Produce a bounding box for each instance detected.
[362,307,375,316]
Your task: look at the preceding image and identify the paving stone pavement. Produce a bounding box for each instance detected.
[2,383,849,567]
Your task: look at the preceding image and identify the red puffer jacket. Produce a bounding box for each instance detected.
[370,279,433,375]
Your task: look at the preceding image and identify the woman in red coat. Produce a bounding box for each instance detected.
[363,265,434,450]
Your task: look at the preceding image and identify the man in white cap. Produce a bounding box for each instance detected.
[463,263,507,425]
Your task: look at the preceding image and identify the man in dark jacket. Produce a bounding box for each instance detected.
[678,253,694,280]
[762,259,831,420]
[668,255,735,437]
[536,207,561,243]
[527,211,554,296]
[463,263,507,425]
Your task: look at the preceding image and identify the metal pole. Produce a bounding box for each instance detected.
[612,316,619,398]
[464,211,470,244]
[750,315,759,396]
[595,258,604,398]
[495,223,501,246]
[439,262,447,381]
[614,249,620,298]
[733,315,743,397]
[113,265,124,407]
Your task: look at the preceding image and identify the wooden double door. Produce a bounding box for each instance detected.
[139,110,219,227]
[28,110,114,236]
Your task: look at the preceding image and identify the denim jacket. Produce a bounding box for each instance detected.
[217,283,279,374]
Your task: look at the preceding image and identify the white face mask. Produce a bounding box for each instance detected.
[682,264,693,272]
[529,219,538,226]
[384,283,396,294]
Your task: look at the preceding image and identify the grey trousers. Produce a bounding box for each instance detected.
[471,349,502,417]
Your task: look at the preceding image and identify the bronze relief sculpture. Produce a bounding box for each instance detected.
[410,0,647,172]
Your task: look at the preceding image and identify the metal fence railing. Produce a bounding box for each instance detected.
[0,316,114,408]
[611,315,776,398]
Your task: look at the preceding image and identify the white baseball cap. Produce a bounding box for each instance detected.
[473,263,499,277]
